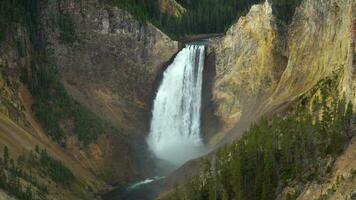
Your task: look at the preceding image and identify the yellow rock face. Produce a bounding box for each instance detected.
[209,1,286,141]
[343,0,356,105]
[158,0,186,17]
[210,0,356,144]
[264,0,355,113]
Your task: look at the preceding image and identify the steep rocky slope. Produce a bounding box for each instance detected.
[40,0,178,185]
[208,1,286,143]
[43,0,178,133]
[0,31,103,199]
[208,0,356,145]
[0,0,178,199]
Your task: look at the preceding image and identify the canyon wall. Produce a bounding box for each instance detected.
[208,0,356,145]
[1,0,355,198]
[208,1,286,143]
[41,0,178,185]
[164,0,356,196]
[0,0,178,198]
[0,25,104,200]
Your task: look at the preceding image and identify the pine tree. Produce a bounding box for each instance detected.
[3,146,9,168]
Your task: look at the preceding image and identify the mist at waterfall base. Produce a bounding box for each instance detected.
[147,44,208,170]
[104,44,208,200]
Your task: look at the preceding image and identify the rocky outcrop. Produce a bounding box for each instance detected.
[208,0,356,145]
[263,0,354,114]
[208,1,286,143]
[158,0,186,17]
[43,0,178,132]
[41,0,178,185]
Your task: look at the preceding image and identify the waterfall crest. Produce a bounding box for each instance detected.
[147,45,206,165]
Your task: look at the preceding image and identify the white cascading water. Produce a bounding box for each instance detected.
[147,45,207,166]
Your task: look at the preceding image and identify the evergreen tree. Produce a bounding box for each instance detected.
[3,146,9,168]
[170,71,355,200]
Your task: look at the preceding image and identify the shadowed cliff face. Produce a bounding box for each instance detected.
[40,0,178,184]
[208,0,356,145]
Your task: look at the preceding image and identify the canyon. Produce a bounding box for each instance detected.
[0,0,355,199]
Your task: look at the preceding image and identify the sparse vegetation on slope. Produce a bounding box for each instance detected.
[0,146,75,200]
[21,57,116,146]
[170,70,355,200]
[0,0,118,146]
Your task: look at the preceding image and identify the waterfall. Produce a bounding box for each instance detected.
[147,45,207,166]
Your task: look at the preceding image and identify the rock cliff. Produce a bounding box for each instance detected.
[0,0,178,198]
[208,1,286,143]
[158,0,186,17]
[41,0,178,185]
[208,0,356,145]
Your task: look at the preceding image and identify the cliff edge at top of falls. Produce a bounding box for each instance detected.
[207,0,356,145]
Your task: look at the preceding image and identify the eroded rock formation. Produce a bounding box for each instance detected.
[208,0,356,145]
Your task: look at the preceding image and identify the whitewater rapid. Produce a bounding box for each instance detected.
[147,45,207,166]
